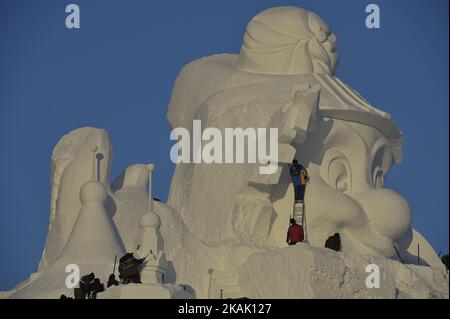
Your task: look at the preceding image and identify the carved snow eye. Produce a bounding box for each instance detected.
[373,167,384,189]
[328,158,351,194]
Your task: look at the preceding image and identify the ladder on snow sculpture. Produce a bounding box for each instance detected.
[292,201,307,242]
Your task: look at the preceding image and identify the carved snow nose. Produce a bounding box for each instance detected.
[355,189,412,240]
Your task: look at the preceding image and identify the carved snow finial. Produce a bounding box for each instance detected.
[138,209,166,285]
[140,210,161,231]
[56,180,125,264]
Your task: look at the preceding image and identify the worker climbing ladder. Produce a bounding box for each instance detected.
[292,201,307,242]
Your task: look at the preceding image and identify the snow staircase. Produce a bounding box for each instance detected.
[293,201,308,242]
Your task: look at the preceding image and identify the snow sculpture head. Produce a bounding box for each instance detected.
[167,6,412,259]
[239,7,338,75]
[270,119,412,257]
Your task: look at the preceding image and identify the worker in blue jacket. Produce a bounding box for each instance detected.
[289,159,309,203]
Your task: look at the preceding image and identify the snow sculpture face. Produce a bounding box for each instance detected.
[167,6,413,259]
[272,118,412,257]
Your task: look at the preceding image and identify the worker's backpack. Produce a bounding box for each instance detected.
[325,233,341,251]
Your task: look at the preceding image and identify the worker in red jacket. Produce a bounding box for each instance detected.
[286,218,304,245]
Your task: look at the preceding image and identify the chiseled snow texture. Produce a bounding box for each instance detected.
[238,244,449,299]
[166,58,405,255]
[39,127,112,271]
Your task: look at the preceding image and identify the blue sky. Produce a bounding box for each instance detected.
[0,0,448,290]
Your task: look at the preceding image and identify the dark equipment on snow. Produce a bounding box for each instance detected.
[325,233,341,251]
[74,272,95,299]
[118,253,145,284]
[107,274,119,288]
[107,255,119,288]
[74,272,106,299]
[88,278,105,299]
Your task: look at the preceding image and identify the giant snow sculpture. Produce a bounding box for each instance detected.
[3,6,447,299]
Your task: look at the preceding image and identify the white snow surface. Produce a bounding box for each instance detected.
[3,6,448,299]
